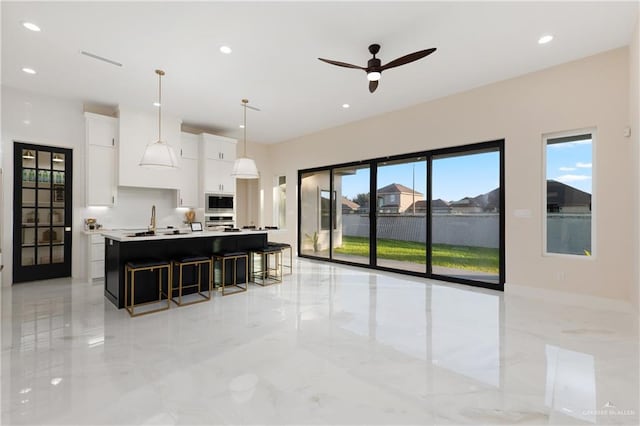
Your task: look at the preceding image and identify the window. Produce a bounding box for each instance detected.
[544,132,593,256]
[320,190,336,230]
[274,175,286,229]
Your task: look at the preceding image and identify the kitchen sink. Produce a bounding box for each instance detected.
[125,231,156,237]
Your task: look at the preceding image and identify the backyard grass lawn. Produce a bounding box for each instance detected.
[334,236,499,273]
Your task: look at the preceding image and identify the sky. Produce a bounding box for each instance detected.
[341,151,500,202]
[546,139,592,194]
[340,140,592,202]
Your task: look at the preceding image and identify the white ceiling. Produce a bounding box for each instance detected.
[2,1,638,144]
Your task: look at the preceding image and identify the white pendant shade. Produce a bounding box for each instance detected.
[231,157,259,179]
[140,69,178,169]
[139,140,179,168]
[232,98,260,179]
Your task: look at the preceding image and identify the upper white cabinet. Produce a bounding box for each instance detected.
[203,133,236,161]
[176,133,199,207]
[117,106,181,189]
[200,133,237,195]
[85,112,117,206]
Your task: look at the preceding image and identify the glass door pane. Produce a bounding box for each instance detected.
[300,170,331,258]
[431,149,501,284]
[332,164,370,265]
[14,142,72,282]
[375,157,427,273]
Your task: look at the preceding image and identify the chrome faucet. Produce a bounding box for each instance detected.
[149,205,156,233]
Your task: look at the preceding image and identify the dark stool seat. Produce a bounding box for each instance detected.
[125,259,171,317]
[250,246,283,286]
[127,259,169,269]
[171,255,212,306]
[212,251,248,296]
[267,242,292,275]
[176,255,211,263]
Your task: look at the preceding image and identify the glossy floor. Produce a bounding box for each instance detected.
[1,259,638,425]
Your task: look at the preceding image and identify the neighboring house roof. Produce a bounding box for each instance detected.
[471,188,500,211]
[405,199,450,211]
[432,198,450,208]
[377,183,424,195]
[450,197,482,208]
[341,197,360,210]
[547,180,591,207]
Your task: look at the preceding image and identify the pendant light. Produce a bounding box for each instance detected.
[140,69,179,168]
[231,99,259,179]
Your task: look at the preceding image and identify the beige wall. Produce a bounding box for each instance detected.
[265,48,634,305]
[631,12,640,312]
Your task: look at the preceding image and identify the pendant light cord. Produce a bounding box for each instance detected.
[155,69,165,143]
[243,99,248,157]
[158,71,162,142]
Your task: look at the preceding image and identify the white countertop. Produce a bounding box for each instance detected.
[101,229,267,242]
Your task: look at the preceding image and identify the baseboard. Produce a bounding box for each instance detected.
[505,282,636,315]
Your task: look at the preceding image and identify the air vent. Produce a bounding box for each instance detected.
[80,51,123,67]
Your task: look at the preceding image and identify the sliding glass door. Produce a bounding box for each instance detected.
[430,147,502,284]
[375,157,427,273]
[298,140,504,290]
[299,170,332,258]
[331,164,371,265]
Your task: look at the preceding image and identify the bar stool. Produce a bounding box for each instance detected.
[124,259,171,317]
[267,242,292,275]
[250,246,283,286]
[212,252,248,296]
[171,256,212,306]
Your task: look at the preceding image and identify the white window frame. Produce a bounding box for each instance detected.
[542,128,596,259]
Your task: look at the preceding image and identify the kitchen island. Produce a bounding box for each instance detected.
[102,229,268,309]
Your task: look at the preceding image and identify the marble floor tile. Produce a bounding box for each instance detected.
[1,259,638,425]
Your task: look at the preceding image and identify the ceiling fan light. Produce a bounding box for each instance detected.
[367,71,381,81]
[231,157,259,179]
[140,140,179,168]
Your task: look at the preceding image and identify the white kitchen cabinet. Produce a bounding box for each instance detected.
[87,233,105,280]
[202,133,236,161]
[199,133,237,196]
[85,112,117,206]
[176,133,199,207]
[117,106,181,189]
[205,159,235,194]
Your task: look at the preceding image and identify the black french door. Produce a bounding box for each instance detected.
[13,142,73,283]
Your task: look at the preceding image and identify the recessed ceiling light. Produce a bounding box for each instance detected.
[22,67,36,74]
[538,34,553,44]
[342,104,350,109]
[220,46,232,54]
[239,124,245,128]
[22,22,41,32]
[153,102,161,107]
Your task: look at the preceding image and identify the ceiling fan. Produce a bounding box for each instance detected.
[318,44,436,93]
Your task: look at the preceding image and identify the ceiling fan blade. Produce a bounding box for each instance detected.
[380,48,436,71]
[318,58,366,70]
[369,80,378,93]
[241,103,261,111]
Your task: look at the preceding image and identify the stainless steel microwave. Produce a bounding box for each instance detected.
[205,193,234,213]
